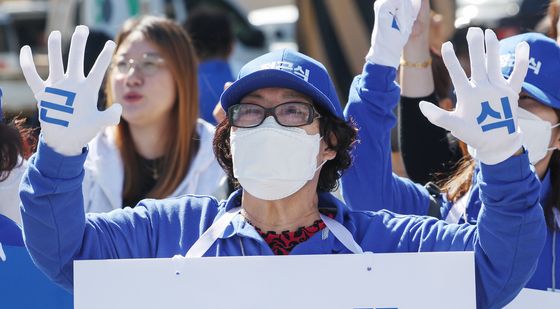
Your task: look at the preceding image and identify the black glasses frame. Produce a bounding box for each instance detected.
[227,102,321,128]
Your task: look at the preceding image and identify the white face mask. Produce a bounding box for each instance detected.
[517,108,560,164]
[230,117,324,200]
[468,108,559,164]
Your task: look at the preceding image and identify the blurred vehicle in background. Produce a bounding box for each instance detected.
[247,5,297,51]
[455,0,523,28]
[455,0,549,38]
[0,0,278,115]
[76,0,272,81]
[231,3,297,72]
[79,0,187,36]
[0,0,48,115]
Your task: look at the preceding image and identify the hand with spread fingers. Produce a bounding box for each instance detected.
[419,28,530,165]
[366,0,422,68]
[20,25,122,156]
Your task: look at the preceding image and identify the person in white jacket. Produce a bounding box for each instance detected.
[83,16,227,212]
[0,92,33,226]
[0,158,26,225]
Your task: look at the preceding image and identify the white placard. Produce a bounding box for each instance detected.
[505,288,560,308]
[75,252,475,309]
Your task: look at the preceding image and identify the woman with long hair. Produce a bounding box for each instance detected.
[83,16,226,212]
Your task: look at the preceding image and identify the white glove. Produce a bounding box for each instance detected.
[419,28,529,165]
[366,0,422,68]
[20,25,121,156]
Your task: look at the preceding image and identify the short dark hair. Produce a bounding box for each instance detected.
[184,7,234,60]
[1,118,36,181]
[213,104,357,192]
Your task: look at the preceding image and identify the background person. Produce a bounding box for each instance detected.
[1,91,69,307]
[82,16,227,212]
[184,7,234,126]
[0,90,35,226]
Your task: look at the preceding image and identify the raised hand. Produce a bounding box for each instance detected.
[366,0,422,68]
[20,25,121,156]
[419,28,529,165]
[408,0,430,41]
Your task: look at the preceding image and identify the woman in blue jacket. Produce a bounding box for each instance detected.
[341,0,560,293]
[18,2,544,308]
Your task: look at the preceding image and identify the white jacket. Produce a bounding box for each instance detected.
[83,119,227,213]
[0,158,26,226]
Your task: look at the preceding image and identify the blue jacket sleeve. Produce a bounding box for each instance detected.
[19,139,162,291]
[341,62,431,215]
[472,152,545,308]
[355,151,545,308]
[430,152,545,308]
[0,214,23,246]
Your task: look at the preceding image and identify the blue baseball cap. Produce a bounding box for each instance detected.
[220,49,343,119]
[500,33,560,110]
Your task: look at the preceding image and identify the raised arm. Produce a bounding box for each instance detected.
[341,0,434,215]
[400,0,434,99]
[21,140,162,290]
[359,29,545,308]
[17,26,142,290]
[417,27,546,308]
[398,0,460,184]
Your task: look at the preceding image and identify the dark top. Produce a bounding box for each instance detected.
[399,93,462,184]
[0,214,23,246]
[122,156,162,208]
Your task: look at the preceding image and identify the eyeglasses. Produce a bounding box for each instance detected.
[228,102,321,128]
[112,54,165,76]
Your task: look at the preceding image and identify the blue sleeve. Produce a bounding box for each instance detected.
[341,62,431,215]
[0,214,23,246]
[358,151,545,308]
[19,139,162,291]
[472,152,545,308]
[427,153,544,309]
